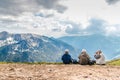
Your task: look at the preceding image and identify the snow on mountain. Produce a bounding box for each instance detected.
[0,37,18,47]
[0,31,78,62]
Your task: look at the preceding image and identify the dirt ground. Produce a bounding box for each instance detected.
[0,63,120,80]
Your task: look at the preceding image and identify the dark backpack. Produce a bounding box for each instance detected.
[72,59,78,64]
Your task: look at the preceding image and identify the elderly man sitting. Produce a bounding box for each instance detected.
[61,49,73,64]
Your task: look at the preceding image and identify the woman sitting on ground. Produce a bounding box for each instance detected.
[78,49,95,65]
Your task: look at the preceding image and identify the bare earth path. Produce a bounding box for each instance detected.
[0,64,120,80]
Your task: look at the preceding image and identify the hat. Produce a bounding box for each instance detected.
[81,49,86,52]
[98,50,102,53]
[65,49,69,52]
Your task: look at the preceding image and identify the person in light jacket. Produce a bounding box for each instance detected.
[94,50,106,65]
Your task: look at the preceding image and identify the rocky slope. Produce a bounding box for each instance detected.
[0,31,78,62]
[0,63,120,80]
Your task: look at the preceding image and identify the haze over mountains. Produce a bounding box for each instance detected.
[0,31,120,62]
[59,35,120,60]
[0,31,78,62]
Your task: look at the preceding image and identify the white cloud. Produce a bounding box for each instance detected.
[105,0,120,5]
[1,12,120,37]
[0,0,120,37]
[0,0,67,16]
[105,25,120,36]
[0,10,69,37]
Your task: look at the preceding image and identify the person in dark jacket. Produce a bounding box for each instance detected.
[62,49,72,64]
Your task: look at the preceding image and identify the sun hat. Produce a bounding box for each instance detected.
[81,49,86,52]
[65,49,69,53]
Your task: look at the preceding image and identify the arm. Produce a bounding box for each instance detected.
[61,55,64,60]
[78,53,81,59]
[68,54,73,62]
[86,53,90,59]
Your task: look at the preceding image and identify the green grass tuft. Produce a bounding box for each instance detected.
[36,62,63,65]
[1,59,120,66]
[107,59,120,66]
[0,61,63,65]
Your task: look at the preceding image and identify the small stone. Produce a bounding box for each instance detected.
[107,69,110,71]
[48,69,53,73]
[28,77,32,80]
[89,73,92,75]
[9,68,15,71]
[83,76,88,78]
[49,69,52,71]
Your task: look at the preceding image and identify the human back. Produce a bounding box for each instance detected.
[78,49,90,65]
[62,49,72,64]
[94,50,106,65]
[62,53,72,64]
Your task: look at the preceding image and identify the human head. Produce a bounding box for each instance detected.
[65,49,69,54]
[96,50,102,54]
[94,50,102,59]
[98,50,102,53]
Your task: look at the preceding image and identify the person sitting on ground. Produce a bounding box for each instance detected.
[94,50,106,65]
[78,49,96,65]
[78,49,90,65]
[62,49,73,64]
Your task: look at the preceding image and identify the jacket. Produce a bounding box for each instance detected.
[62,54,72,64]
[78,52,90,65]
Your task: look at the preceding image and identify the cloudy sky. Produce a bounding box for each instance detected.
[0,0,120,37]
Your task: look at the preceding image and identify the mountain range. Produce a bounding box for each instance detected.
[0,31,120,62]
[58,34,120,60]
[0,31,78,62]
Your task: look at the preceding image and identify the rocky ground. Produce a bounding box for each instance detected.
[0,63,120,80]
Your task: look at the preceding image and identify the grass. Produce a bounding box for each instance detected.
[36,62,63,64]
[1,59,120,66]
[0,61,63,65]
[107,59,120,66]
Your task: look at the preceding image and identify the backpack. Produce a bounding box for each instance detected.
[72,59,78,64]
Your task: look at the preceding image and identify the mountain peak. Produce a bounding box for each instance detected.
[0,31,9,35]
[0,31,78,62]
